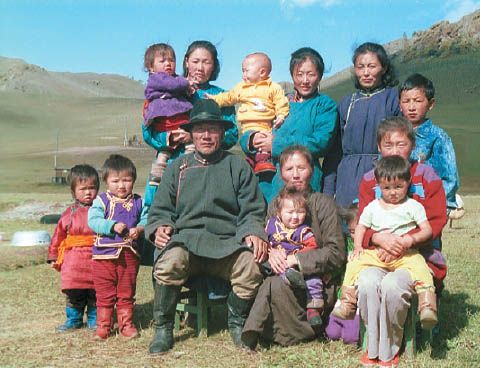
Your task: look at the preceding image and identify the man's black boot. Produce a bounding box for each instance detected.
[227,291,254,347]
[148,283,181,354]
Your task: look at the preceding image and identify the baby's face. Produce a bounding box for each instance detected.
[279,198,307,229]
[149,52,176,75]
[242,56,266,84]
[379,177,409,205]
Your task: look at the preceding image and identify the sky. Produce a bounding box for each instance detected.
[1,0,479,89]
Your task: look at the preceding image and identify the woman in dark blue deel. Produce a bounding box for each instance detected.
[323,42,400,208]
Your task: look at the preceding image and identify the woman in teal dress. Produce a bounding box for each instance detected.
[240,47,338,202]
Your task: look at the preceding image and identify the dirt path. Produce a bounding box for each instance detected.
[0,201,68,220]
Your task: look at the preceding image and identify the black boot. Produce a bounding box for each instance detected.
[148,283,181,354]
[285,268,307,289]
[227,292,254,347]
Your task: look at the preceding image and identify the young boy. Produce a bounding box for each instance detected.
[399,73,460,212]
[88,154,148,340]
[208,52,289,174]
[333,155,438,330]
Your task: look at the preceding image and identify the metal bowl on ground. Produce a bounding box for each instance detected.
[11,231,51,247]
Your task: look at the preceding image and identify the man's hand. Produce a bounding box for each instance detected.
[268,247,288,275]
[154,225,173,249]
[245,235,268,263]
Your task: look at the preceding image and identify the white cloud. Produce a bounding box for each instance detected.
[444,0,480,22]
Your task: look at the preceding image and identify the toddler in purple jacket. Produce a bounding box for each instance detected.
[142,43,194,188]
[266,187,324,327]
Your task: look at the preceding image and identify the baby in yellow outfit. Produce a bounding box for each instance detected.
[208,52,289,174]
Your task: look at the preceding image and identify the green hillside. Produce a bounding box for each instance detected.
[322,49,480,194]
[0,50,478,195]
[0,92,151,192]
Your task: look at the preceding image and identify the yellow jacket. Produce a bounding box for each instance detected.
[212,78,289,133]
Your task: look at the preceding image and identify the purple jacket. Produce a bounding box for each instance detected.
[266,217,315,255]
[92,192,143,259]
[144,72,192,123]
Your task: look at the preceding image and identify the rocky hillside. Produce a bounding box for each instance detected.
[322,9,480,88]
[387,9,480,60]
[0,56,144,99]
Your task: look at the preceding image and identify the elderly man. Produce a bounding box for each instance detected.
[145,99,268,354]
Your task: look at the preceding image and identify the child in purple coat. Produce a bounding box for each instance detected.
[266,187,324,327]
[142,43,194,189]
[88,155,148,340]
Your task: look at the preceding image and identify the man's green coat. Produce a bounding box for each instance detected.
[145,151,267,259]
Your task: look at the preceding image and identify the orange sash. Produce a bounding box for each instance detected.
[55,235,95,266]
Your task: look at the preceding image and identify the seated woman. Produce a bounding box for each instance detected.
[242,145,346,348]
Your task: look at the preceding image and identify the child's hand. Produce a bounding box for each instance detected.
[170,129,192,144]
[401,234,415,249]
[203,93,213,99]
[113,222,128,236]
[376,248,397,263]
[273,115,285,129]
[348,247,363,261]
[187,80,197,95]
[128,226,144,240]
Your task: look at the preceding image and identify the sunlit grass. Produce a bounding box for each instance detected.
[0,195,479,367]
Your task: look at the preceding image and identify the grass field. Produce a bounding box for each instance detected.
[0,194,479,367]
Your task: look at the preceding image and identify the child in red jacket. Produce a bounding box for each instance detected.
[48,165,99,332]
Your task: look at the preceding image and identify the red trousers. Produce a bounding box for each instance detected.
[92,248,140,308]
[152,113,189,132]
